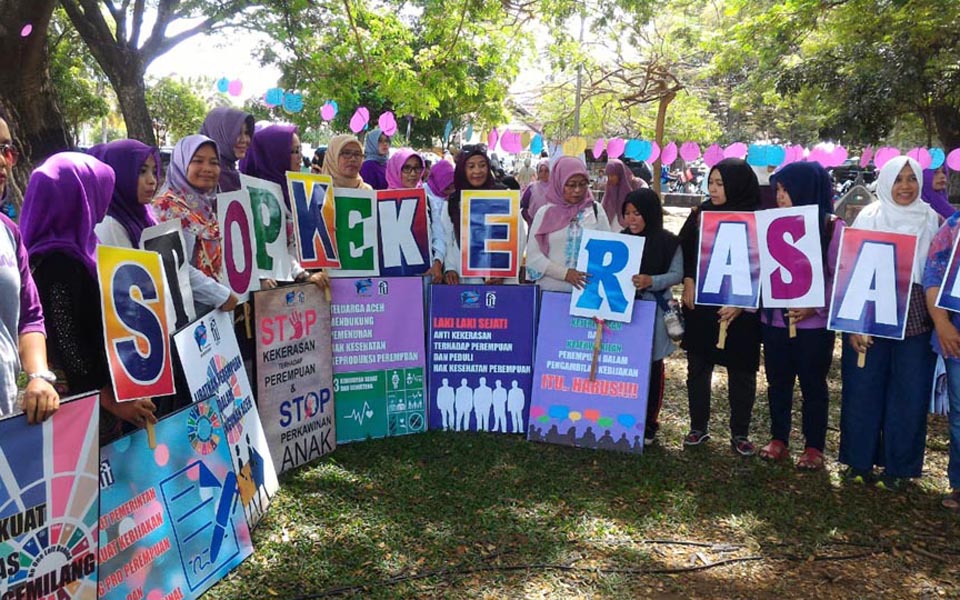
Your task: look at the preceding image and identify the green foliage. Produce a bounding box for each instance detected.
[145,77,209,145]
[47,8,109,141]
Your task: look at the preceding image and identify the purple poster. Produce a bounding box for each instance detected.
[330,277,427,443]
[528,291,655,454]
[428,285,537,433]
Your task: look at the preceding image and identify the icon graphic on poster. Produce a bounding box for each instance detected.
[379,280,389,295]
[355,279,373,295]
[347,401,375,424]
[187,401,222,455]
[486,292,496,308]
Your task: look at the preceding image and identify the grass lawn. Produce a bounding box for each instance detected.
[207,345,960,599]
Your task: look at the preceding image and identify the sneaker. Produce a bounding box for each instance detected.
[730,436,756,457]
[876,474,906,492]
[683,430,710,446]
[842,467,876,485]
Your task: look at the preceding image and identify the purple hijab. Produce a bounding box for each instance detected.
[199,107,254,192]
[87,139,161,245]
[534,156,594,255]
[241,124,298,208]
[385,148,423,189]
[20,152,115,277]
[603,159,639,226]
[922,166,954,219]
[426,160,455,196]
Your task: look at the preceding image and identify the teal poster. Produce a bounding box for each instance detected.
[98,397,253,600]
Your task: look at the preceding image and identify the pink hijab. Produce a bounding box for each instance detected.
[385,148,423,189]
[534,156,594,255]
[602,159,639,226]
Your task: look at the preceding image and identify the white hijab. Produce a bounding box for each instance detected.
[854,156,940,283]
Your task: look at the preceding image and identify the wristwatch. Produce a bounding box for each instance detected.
[27,370,57,384]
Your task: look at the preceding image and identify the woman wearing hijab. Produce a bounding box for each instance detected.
[240,124,329,290]
[359,127,390,190]
[757,162,845,470]
[841,156,939,488]
[521,158,550,226]
[88,139,161,247]
[425,160,455,284]
[385,148,425,190]
[22,153,157,440]
[525,156,611,291]
[442,145,509,284]
[199,107,254,192]
[621,188,682,445]
[678,158,762,455]
[922,165,954,219]
[152,135,239,314]
[602,159,640,228]
[322,135,372,190]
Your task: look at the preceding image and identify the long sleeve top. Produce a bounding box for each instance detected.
[923,212,960,360]
[524,202,611,292]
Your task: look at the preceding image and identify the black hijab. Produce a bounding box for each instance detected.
[621,188,679,276]
[700,158,761,212]
[448,145,505,241]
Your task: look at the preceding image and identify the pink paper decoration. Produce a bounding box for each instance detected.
[227,79,243,97]
[593,138,606,159]
[648,141,661,164]
[501,131,522,153]
[660,142,678,165]
[20,24,32,37]
[349,107,370,133]
[723,142,748,159]
[829,145,848,168]
[703,144,724,168]
[320,103,336,121]
[946,148,960,171]
[859,146,874,169]
[679,142,701,162]
[873,146,900,169]
[606,138,625,159]
[378,111,398,136]
[906,147,932,170]
[487,128,499,150]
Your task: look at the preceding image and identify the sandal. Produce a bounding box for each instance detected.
[796,447,825,471]
[942,490,960,512]
[759,439,789,461]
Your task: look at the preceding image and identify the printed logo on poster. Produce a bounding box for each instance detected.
[827,227,917,340]
[287,171,340,269]
[96,245,176,401]
[459,190,522,278]
[695,211,761,308]
[755,205,826,308]
[935,230,960,313]
[569,229,645,323]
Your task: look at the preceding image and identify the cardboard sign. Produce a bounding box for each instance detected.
[935,232,960,313]
[428,285,537,433]
[255,285,336,474]
[98,397,253,600]
[0,393,99,599]
[329,277,426,443]
[173,311,279,525]
[696,211,760,308]
[330,188,379,277]
[141,220,196,329]
[377,188,430,276]
[240,174,293,282]
[459,190,522,278]
[97,245,176,401]
[756,205,826,308]
[287,171,340,269]
[570,230,645,322]
[827,227,917,339]
[217,189,260,301]
[528,292,655,454]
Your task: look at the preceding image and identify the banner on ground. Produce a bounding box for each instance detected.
[173,310,279,525]
[459,190,522,279]
[97,244,176,401]
[217,189,260,301]
[528,292,655,454]
[287,172,340,269]
[696,211,760,308]
[330,277,426,442]
[377,188,430,277]
[98,397,253,600]
[827,228,917,339]
[255,284,336,474]
[755,205,826,308]
[428,285,536,433]
[569,230,645,322]
[330,188,379,277]
[141,220,196,329]
[0,393,98,599]
[240,174,293,282]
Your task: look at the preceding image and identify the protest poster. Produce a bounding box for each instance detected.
[936,231,960,313]
[755,205,826,308]
[528,292,655,454]
[569,230,645,322]
[141,220,196,329]
[459,189,522,279]
[173,311,279,525]
[98,397,253,600]
[255,284,336,474]
[428,285,536,433]
[0,393,98,599]
[217,189,260,301]
[376,188,430,277]
[240,174,293,282]
[97,245,176,401]
[695,211,760,308]
[287,171,340,269]
[330,277,426,442]
[828,228,917,340]
[330,187,379,277]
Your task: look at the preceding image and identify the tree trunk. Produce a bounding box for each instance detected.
[934,105,960,153]
[86,48,156,145]
[652,90,676,197]
[0,0,71,207]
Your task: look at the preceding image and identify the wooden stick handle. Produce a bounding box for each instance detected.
[324,286,331,302]
[857,349,866,368]
[717,320,729,350]
[243,303,252,339]
[788,316,797,339]
[146,421,157,449]
[589,320,603,381]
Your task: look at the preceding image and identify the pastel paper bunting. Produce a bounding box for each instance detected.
[723,142,748,159]
[660,142,677,165]
[228,79,243,97]
[378,111,398,136]
[768,145,786,167]
[282,91,303,113]
[648,141,660,164]
[606,138,625,159]
[488,128,499,150]
[216,77,230,93]
[859,146,874,169]
[501,131,523,153]
[906,147,932,170]
[530,134,543,155]
[624,139,644,160]
[265,87,284,107]
[874,146,900,169]
[679,142,701,162]
[320,102,337,121]
[521,131,531,149]
[703,143,724,168]
[349,107,370,133]
[930,148,946,170]
[947,148,960,171]
[443,120,453,141]
[593,138,606,159]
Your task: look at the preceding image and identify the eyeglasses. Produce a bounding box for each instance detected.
[340,150,364,160]
[401,165,424,175]
[0,143,19,166]
[564,180,589,190]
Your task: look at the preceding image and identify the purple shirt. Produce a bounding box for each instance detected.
[359,160,388,190]
[923,212,960,360]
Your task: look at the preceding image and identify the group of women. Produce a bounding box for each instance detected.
[0,104,958,510]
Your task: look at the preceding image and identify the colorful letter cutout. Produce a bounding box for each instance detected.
[140,220,196,329]
[217,189,260,301]
[240,174,293,282]
[287,171,340,269]
[330,187,379,277]
[696,211,760,308]
[756,205,825,308]
[377,188,430,276]
[459,190,522,278]
[570,230,645,322]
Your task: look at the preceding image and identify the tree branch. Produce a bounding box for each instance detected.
[341,0,371,82]
[130,0,146,48]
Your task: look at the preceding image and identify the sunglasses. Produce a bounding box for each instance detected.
[460,144,488,155]
[0,143,19,166]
